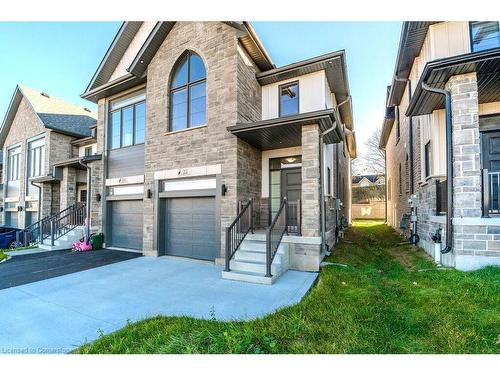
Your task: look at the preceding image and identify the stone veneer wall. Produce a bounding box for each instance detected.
[301,125,321,237]
[142,22,242,257]
[89,98,105,233]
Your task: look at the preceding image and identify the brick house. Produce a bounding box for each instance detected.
[80,21,356,283]
[380,21,500,270]
[0,85,97,235]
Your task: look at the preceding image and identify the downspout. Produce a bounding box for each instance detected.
[78,159,92,241]
[407,80,414,194]
[384,148,388,223]
[319,134,327,254]
[30,180,42,222]
[422,82,453,254]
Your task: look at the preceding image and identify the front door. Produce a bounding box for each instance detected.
[282,168,301,233]
[482,130,500,213]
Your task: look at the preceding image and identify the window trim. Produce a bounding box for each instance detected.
[7,145,21,182]
[469,21,500,53]
[108,99,146,150]
[168,51,207,132]
[278,81,300,118]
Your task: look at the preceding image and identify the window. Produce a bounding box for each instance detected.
[27,138,45,178]
[169,51,207,132]
[470,22,500,52]
[84,146,93,156]
[327,167,332,196]
[7,146,21,181]
[399,163,402,196]
[424,141,431,178]
[279,82,299,117]
[80,189,87,203]
[109,99,146,150]
[395,106,400,143]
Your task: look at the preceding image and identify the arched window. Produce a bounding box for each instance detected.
[169,51,207,132]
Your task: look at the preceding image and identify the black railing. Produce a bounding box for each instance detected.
[225,198,254,272]
[435,179,447,215]
[286,199,301,235]
[266,197,287,277]
[17,202,86,247]
[49,203,86,246]
[482,169,500,216]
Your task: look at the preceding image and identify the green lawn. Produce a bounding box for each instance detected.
[0,252,6,262]
[77,220,500,354]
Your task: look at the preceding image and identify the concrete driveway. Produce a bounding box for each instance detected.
[0,256,317,354]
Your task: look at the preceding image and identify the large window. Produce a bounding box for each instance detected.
[279,82,299,117]
[109,99,146,150]
[7,146,21,181]
[169,51,207,132]
[470,22,500,52]
[424,141,431,178]
[27,137,45,178]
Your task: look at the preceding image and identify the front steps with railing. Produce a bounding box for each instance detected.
[222,238,289,284]
[38,226,86,250]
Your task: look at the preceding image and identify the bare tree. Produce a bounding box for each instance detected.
[351,127,385,175]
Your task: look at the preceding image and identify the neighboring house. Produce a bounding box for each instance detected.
[351,174,386,219]
[352,174,385,188]
[80,21,356,282]
[0,85,97,229]
[379,21,500,270]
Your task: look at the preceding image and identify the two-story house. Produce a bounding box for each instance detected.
[80,21,356,283]
[0,85,97,240]
[380,21,500,270]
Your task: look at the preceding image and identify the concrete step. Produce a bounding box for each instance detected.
[221,270,277,285]
[234,249,267,262]
[229,258,282,275]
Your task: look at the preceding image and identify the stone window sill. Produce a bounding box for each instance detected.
[164,124,207,136]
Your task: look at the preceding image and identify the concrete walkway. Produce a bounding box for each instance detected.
[0,256,317,353]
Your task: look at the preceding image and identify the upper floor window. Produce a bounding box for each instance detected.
[27,137,45,178]
[7,146,21,181]
[470,22,500,52]
[84,146,93,156]
[169,51,207,132]
[279,82,299,117]
[109,94,146,150]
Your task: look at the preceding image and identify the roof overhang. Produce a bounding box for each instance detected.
[227,109,342,151]
[379,106,395,149]
[72,136,97,147]
[30,175,58,183]
[407,47,500,116]
[256,50,353,131]
[82,21,274,102]
[0,86,24,148]
[387,22,440,107]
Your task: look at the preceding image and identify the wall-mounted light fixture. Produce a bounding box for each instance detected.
[0,207,3,212]
[96,193,102,202]
[221,184,227,196]
[17,206,23,212]
[147,189,153,199]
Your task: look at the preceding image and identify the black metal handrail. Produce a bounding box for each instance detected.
[49,203,86,246]
[266,197,287,277]
[482,169,500,216]
[16,202,86,247]
[286,199,301,235]
[225,198,254,272]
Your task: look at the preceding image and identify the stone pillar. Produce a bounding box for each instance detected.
[446,72,481,257]
[60,167,77,209]
[301,124,321,237]
[40,182,53,218]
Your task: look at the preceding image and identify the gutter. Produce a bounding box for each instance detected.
[422,82,453,254]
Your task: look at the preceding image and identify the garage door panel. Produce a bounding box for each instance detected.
[109,200,143,250]
[164,196,216,261]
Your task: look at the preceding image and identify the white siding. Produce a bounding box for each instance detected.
[261,71,329,120]
[109,22,157,82]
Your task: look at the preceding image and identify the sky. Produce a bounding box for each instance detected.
[0,21,402,155]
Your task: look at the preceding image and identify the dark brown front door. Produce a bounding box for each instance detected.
[282,168,301,233]
[482,130,500,213]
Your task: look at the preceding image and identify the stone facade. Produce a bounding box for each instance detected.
[385,71,500,270]
[301,125,321,237]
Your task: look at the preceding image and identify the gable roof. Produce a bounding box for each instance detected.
[352,174,385,184]
[82,21,275,102]
[0,85,97,147]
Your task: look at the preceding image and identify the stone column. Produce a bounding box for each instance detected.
[301,124,321,237]
[446,72,481,256]
[60,167,77,209]
[40,182,53,218]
